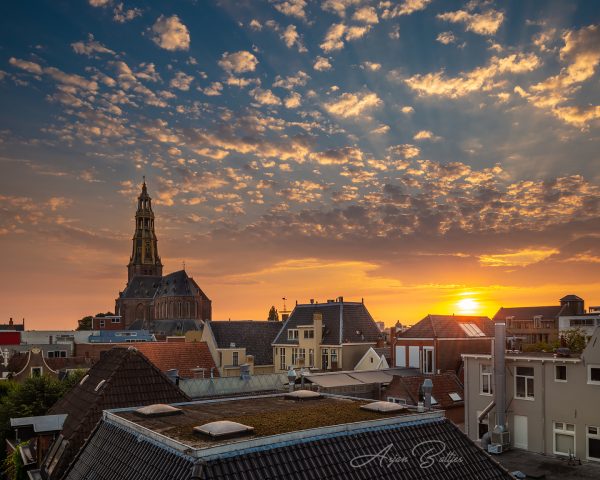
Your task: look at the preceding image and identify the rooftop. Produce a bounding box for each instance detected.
[64,393,515,480]
[399,314,494,339]
[133,341,218,378]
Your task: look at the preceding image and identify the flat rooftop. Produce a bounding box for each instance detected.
[108,393,443,458]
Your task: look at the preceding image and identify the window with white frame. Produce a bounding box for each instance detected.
[287,329,299,341]
[554,422,575,456]
[322,348,329,369]
[588,365,600,385]
[387,397,407,405]
[533,315,542,328]
[291,348,299,365]
[587,425,600,461]
[308,349,314,367]
[555,365,567,382]
[99,319,105,328]
[423,347,434,374]
[480,364,493,395]
[331,348,338,367]
[280,348,286,370]
[515,366,535,400]
[298,348,305,365]
[111,317,120,324]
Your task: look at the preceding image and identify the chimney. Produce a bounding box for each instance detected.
[494,321,507,432]
[310,299,314,304]
[313,312,323,349]
[422,378,433,410]
[9,318,13,326]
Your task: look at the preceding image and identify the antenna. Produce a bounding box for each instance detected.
[282,297,287,312]
[142,175,146,184]
[182,260,186,271]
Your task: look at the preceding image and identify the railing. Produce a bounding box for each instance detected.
[179,373,289,399]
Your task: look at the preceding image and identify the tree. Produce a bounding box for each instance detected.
[267,306,279,321]
[560,328,587,353]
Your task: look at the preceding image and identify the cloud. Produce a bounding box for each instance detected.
[320,23,371,52]
[479,248,559,267]
[151,15,190,51]
[361,61,381,71]
[413,130,441,141]
[381,0,432,19]
[170,71,194,91]
[401,105,414,114]
[113,3,142,23]
[9,57,43,75]
[272,70,310,89]
[309,146,363,165]
[71,34,115,56]
[321,0,361,18]
[437,9,504,36]
[249,19,262,31]
[280,25,307,52]
[250,88,282,106]
[314,56,332,71]
[323,90,383,118]
[353,6,378,24]
[89,0,110,6]
[515,25,600,127]
[272,0,307,20]
[202,81,223,96]
[370,124,390,134]
[284,92,302,108]
[436,31,456,45]
[218,51,259,74]
[388,144,420,159]
[404,53,540,98]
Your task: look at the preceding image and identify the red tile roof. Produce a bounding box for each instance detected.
[387,372,464,409]
[133,341,218,378]
[399,314,493,339]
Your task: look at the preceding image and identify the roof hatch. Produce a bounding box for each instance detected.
[193,420,254,438]
[135,404,182,417]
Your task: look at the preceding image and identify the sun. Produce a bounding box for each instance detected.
[456,297,480,315]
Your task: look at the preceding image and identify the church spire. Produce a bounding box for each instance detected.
[127,179,163,281]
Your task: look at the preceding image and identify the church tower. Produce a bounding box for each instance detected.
[127,178,163,281]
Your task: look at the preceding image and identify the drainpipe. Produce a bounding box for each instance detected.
[494,321,506,432]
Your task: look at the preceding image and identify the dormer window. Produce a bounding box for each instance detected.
[303,329,314,339]
[288,329,299,340]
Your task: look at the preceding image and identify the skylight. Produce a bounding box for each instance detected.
[449,392,462,401]
[194,421,254,438]
[459,323,486,337]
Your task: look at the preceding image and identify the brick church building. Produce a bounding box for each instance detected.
[114,180,211,334]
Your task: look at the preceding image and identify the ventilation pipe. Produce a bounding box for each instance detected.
[493,321,506,432]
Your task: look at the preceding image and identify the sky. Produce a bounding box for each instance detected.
[1,0,600,330]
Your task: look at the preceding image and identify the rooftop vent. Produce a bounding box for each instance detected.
[193,420,254,438]
[79,374,89,386]
[135,404,182,417]
[360,401,406,413]
[94,380,106,392]
[285,390,321,400]
[556,347,571,357]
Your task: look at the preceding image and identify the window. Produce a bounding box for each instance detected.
[587,426,600,461]
[48,351,67,358]
[298,348,305,365]
[570,318,595,327]
[232,351,239,367]
[534,315,542,328]
[322,348,329,370]
[588,365,600,385]
[111,317,120,324]
[515,366,535,400]
[31,367,42,377]
[423,347,434,374]
[555,365,567,382]
[480,364,493,395]
[280,348,286,370]
[287,329,299,341]
[554,422,576,456]
[99,319,105,328]
[459,323,486,337]
[449,392,462,401]
[330,349,338,368]
[477,410,489,440]
[387,397,407,405]
[291,348,299,365]
[308,349,314,367]
[304,329,314,339]
[218,352,223,367]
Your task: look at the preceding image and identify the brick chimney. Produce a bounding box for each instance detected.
[313,312,323,346]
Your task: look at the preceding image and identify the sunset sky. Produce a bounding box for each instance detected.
[1,0,600,330]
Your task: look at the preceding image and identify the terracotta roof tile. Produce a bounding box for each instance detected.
[387,372,464,409]
[133,341,218,378]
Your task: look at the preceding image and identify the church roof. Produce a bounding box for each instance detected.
[42,347,189,480]
[119,275,161,299]
[154,270,200,298]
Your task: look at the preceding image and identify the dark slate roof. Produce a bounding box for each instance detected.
[119,275,161,299]
[209,320,282,365]
[154,270,201,298]
[0,323,24,331]
[64,415,513,480]
[273,301,381,345]
[387,373,464,409]
[399,315,494,339]
[42,347,190,480]
[560,294,583,302]
[493,306,563,321]
[129,318,203,336]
